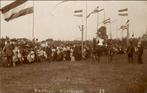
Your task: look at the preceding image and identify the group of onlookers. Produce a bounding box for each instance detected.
[0,38,144,67]
[126,41,144,64]
[0,40,91,67]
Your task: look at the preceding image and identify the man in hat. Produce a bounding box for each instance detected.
[137,42,143,64]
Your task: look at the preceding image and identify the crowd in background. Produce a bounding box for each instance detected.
[0,37,145,67]
[0,38,91,67]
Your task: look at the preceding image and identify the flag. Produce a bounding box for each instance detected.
[87,7,104,18]
[103,18,111,24]
[74,14,83,17]
[74,10,83,13]
[118,8,128,16]
[120,25,128,30]
[0,0,33,22]
[118,8,128,12]
[103,21,111,24]
[94,8,104,13]
[74,9,83,17]
[118,13,128,16]
[55,0,68,7]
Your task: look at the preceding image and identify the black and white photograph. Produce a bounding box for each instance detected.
[0,0,147,93]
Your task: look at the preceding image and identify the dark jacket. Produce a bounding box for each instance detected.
[127,45,135,56]
[137,46,143,56]
[3,43,13,57]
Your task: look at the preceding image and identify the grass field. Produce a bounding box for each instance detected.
[0,50,147,93]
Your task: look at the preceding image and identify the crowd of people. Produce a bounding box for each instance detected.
[0,38,91,67]
[0,37,145,67]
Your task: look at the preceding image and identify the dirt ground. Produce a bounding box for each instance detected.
[0,50,147,93]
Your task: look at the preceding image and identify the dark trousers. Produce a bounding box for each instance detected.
[137,55,143,64]
[128,54,133,64]
[7,56,12,66]
[108,55,113,63]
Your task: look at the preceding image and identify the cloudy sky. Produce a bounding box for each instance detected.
[0,1,147,41]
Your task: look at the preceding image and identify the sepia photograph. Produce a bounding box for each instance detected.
[0,0,147,93]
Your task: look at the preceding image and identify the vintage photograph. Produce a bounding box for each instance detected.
[0,0,147,93]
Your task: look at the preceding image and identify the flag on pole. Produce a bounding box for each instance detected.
[103,20,111,24]
[0,0,33,22]
[103,18,111,24]
[118,8,128,12]
[74,9,83,17]
[118,8,128,16]
[120,25,128,30]
[118,13,128,16]
[94,8,104,13]
[55,0,68,7]
[87,6,104,18]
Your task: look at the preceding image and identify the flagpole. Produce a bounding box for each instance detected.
[126,12,129,46]
[97,7,99,34]
[85,0,87,42]
[81,2,84,59]
[120,16,123,40]
[73,9,84,58]
[32,0,35,40]
[146,25,147,34]
[0,0,1,39]
[122,29,123,39]
[104,9,105,23]
[81,15,84,59]
[110,22,112,39]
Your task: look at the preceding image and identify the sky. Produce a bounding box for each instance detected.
[0,1,147,41]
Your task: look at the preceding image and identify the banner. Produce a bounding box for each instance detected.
[118,13,128,16]
[118,8,128,16]
[0,0,33,21]
[87,6,104,18]
[103,18,111,24]
[74,9,83,17]
[120,25,128,30]
[118,8,128,12]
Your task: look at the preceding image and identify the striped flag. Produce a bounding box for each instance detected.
[118,8,128,12]
[118,13,128,16]
[74,9,83,17]
[118,8,128,16]
[94,8,104,13]
[87,7,104,18]
[103,18,111,24]
[120,25,128,30]
[0,0,33,22]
